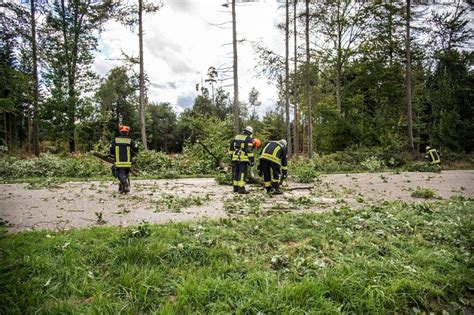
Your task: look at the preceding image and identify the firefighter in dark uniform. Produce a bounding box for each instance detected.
[257,139,288,195]
[425,146,441,165]
[110,125,138,194]
[228,126,255,194]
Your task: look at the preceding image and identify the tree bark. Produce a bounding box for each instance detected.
[293,0,299,155]
[285,0,292,157]
[405,0,415,154]
[232,0,240,134]
[305,0,313,158]
[336,2,342,113]
[31,0,40,156]
[138,0,148,149]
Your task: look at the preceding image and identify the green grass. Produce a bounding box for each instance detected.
[1,201,473,313]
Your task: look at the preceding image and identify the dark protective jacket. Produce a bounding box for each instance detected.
[229,133,255,163]
[259,141,288,171]
[110,136,138,168]
[425,148,441,165]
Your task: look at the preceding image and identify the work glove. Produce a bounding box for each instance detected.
[250,160,255,167]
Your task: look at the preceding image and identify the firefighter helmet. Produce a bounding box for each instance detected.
[426,146,431,151]
[119,125,130,133]
[244,126,253,134]
[253,138,262,149]
[279,139,287,148]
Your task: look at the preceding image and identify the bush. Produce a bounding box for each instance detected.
[290,157,318,183]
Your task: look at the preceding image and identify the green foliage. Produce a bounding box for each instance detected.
[0,153,109,179]
[411,187,441,199]
[153,194,210,213]
[0,200,472,313]
[214,172,232,185]
[289,157,318,183]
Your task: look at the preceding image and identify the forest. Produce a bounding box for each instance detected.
[0,0,472,160]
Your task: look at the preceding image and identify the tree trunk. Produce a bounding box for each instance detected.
[31,0,40,156]
[139,0,148,149]
[405,0,415,154]
[293,0,299,155]
[232,0,240,134]
[285,0,292,157]
[305,0,313,158]
[336,7,342,114]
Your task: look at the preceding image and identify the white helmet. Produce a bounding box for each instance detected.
[244,126,253,134]
[279,139,287,147]
[426,146,431,151]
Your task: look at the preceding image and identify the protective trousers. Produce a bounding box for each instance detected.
[232,161,249,188]
[117,168,130,193]
[260,159,281,191]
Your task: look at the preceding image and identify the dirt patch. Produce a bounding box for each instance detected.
[0,171,472,232]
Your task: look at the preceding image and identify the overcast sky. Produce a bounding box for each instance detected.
[93,0,286,116]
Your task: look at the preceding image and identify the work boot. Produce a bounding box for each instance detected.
[238,187,249,194]
[272,182,283,195]
[233,185,239,193]
[123,185,130,194]
[265,187,273,194]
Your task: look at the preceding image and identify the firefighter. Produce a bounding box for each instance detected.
[110,125,138,194]
[229,126,255,194]
[257,139,288,195]
[425,146,441,165]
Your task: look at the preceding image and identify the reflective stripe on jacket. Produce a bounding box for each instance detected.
[229,134,254,163]
[112,137,134,168]
[260,141,288,170]
[427,149,441,165]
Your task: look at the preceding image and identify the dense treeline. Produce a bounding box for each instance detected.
[0,0,472,158]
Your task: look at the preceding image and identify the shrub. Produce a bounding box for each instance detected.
[411,186,441,199]
[289,157,318,183]
[360,156,385,172]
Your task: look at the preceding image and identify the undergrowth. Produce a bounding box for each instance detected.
[0,200,472,313]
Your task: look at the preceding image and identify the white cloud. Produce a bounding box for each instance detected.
[93,0,286,115]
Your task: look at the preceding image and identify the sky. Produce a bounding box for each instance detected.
[93,0,286,116]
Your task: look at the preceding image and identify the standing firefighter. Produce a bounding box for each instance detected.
[425,146,441,165]
[110,125,138,194]
[258,139,288,195]
[229,126,255,194]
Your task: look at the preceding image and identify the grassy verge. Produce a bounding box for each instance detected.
[1,200,472,313]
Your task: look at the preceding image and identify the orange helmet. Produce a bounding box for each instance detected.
[119,125,130,133]
[253,138,262,149]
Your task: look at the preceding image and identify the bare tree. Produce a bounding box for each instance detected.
[138,0,147,149]
[293,0,299,155]
[232,0,240,134]
[305,0,313,158]
[30,0,40,156]
[285,0,292,156]
[405,0,414,154]
[115,0,162,149]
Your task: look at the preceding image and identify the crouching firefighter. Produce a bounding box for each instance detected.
[110,125,138,194]
[228,126,255,194]
[425,146,441,165]
[257,139,288,195]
